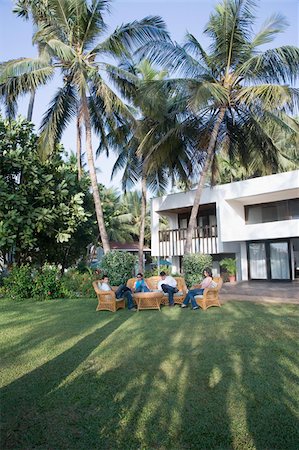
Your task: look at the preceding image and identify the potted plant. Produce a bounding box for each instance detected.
[220,258,236,282]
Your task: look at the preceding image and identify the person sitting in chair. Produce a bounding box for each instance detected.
[100,275,136,311]
[181,268,214,310]
[134,273,151,292]
[158,271,178,307]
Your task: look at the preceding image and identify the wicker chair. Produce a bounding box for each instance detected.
[92,281,125,312]
[193,277,223,310]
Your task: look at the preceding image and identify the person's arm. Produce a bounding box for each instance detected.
[157,280,163,291]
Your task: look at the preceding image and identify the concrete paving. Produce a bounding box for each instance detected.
[220,280,299,305]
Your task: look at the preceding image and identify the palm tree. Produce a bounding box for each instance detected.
[119,190,151,244]
[214,115,299,183]
[99,187,136,243]
[142,0,299,253]
[0,0,170,253]
[97,59,199,271]
[12,0,52,121]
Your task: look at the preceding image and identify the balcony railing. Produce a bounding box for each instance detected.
[159,225,218,257]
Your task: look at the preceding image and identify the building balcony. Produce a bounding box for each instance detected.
[158,225,218,257]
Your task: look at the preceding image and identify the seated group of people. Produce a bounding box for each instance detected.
[99,268,215,311]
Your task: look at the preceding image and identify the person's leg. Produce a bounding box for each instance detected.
[168,286,176,305]
[190,288,204,309]
[183,288,200,305]
[182,291,192,306]
[182,288,203,307]
[161,284,175,305]
[124,291,135,309]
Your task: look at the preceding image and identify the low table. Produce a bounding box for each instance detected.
[133,291,164,311]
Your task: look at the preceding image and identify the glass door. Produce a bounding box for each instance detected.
[248,240,291,281]
[248,243,267,279]
[270,242,290,280]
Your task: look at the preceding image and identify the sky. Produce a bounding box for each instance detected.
[1,0,298,189]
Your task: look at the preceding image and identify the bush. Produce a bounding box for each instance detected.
[144,265,170,277]
[100,251,136,286]
[4,264,33,301]
[32,264,65,300]
[182,253,213,288]
[61,269,97,298]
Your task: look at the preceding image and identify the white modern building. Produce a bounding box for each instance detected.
[151,170,299,282]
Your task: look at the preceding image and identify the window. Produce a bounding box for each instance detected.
[245,199,299,224]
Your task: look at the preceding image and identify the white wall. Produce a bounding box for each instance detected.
[151,170,299,256]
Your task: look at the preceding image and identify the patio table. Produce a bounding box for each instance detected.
[133,291,164,311]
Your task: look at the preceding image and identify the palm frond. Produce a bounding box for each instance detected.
[91,15,170,58]
[236,85,299,113]
[43,39,76,61]
[237,46,299,84]
[251,13,288,48]
[39,82,78,150]
[0,58,54,92]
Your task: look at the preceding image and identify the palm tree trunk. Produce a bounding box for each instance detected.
[138,171,147,273]
[76,112,82,181]
[184,107,226,254]
[27,90,35,122]
[81,91,110,254]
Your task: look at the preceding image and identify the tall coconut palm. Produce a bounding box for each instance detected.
[0,0,170,253]
[96,59,200,271]
[142,0,299,253]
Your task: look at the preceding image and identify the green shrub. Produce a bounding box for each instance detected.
[182,253,213,288]
[62,269,97,298]
[76,261,94,274]
[4,264,33,301]
[32,264,65,301]
[144,265,171,277]
[100,251,136,286]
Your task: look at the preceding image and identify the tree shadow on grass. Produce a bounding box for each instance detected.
[0,298,105,366]
[1,314,129,449]
[1,303,298,450]
[230,302,299,450]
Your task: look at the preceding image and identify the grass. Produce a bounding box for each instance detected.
[0,298,299,450]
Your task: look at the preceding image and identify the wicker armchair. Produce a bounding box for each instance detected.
[193,277,223,310]
[92,281,125,312]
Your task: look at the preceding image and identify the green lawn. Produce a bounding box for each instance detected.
[1,298,298,450]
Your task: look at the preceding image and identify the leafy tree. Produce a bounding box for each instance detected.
[143,0,299,253]
[100,250,136,286]
[0,0,170,253]
[0,116,88,265]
